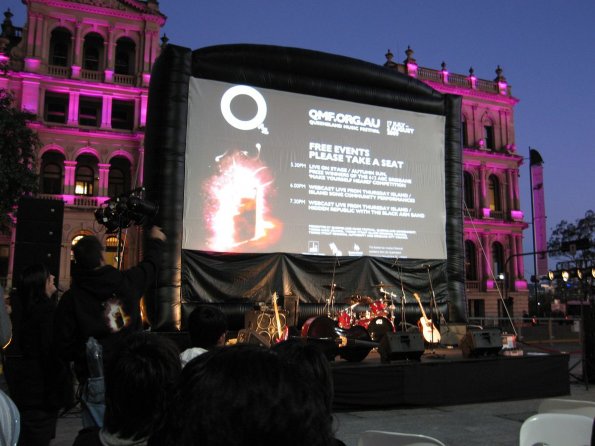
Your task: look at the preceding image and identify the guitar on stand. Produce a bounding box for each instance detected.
[413,293,441,344]
[271,292,289,344]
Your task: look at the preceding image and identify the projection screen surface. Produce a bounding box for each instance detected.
[183,77,446,259]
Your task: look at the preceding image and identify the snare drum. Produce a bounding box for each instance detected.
[337,310,352,329]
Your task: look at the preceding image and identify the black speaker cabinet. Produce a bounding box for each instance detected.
[379,332,425,362]
[13,198,64,280]
[461,328,502,358]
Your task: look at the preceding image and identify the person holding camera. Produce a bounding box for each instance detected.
[54,226,166,429]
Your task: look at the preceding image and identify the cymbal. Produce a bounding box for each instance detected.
[349,295,374,305]
[372,282,395,289]
[323,283,344,291]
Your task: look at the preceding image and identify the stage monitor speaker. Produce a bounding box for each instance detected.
[461,328,502,358]
[378,332,425,362]
[236,329,270,348]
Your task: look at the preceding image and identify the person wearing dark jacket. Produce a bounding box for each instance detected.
[53,226,166,428]
[4,263,72,446]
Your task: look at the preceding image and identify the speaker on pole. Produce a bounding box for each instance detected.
[378,332,425,362]
[460,328,502,358]
[12,197,64,281]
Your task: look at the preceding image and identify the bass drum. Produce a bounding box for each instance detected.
[335,324,373,363]
[301,316,373,362]
[365,317,395,342]
[301,316,338,361]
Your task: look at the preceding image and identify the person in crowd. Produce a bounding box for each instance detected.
[4,264,72,446]
[54,226,166,428]
[0,388,20,446]
[148,344,334,446]
[0,286,12,350]
[180,305,227,367]
[73,331,182,446]
[272,338,346,446]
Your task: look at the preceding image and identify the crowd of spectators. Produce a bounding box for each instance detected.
[0,225,343,445]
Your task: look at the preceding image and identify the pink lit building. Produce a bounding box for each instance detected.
[0,3,529,318]
[385,48,529,319]
[0,1,165,291]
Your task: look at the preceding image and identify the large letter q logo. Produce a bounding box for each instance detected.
[220,85,267,131]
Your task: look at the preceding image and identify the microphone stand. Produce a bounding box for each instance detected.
[396,259,407,332]
[325,256,340,318]
[426,264,445,359]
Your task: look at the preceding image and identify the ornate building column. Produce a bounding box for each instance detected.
[101,95,112,129]
[481,233,491,284]
[479,163,487,211]
[98,163,110,196]
[72,21,83,77]
[64,160,77,195]
[67,91,80,126]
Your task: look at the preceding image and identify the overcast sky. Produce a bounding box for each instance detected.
[4,0,594,272]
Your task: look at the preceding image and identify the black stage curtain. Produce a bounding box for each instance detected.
[182,251,448,315]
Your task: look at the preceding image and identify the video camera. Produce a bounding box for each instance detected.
[94,188,158,233]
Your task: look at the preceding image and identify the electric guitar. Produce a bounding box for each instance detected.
[271,292,289,344]
[413,293,441,344]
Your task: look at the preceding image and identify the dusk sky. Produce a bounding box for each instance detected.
[5,0,594,273]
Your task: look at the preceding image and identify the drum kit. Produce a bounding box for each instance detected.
[333,282,402,342]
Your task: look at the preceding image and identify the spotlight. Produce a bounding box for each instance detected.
[94,188,158,233]
[561,270,570,282]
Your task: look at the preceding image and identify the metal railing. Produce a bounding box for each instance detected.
[467,316,581,344]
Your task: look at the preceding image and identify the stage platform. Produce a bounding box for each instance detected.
[330,348,570,411]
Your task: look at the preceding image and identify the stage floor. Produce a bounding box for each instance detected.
[330,347,570,411]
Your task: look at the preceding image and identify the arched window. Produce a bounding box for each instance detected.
[465,240,478,281]
[70,232,96,280]
[49,27,72,67]
[40,151,65,194]
[461,115,469,148]
[75,154,98,196]
[104,235,120,268]
[491,242,505,277]
[83,33,105,71]
[463,171,474,212]
[483,122,495,149]
[114,37,136,75]
[488,174,501,212]
[108,157,131,197]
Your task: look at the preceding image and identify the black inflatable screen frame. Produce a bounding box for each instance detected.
[143,44,464,331]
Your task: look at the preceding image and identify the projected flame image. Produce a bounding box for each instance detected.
[203,145,280,251]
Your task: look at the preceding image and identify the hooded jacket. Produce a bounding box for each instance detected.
[54,237,164,381]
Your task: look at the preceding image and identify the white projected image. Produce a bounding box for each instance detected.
[183,78,447,259]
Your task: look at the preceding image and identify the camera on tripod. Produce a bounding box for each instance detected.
[94,188,158,233]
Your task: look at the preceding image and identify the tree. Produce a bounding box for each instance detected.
[548,210,595,262]
[0,89,40,233]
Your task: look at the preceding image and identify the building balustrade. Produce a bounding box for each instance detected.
[80,69,104,82]
[113,73,135,85]
[466,280,480,292]
[414,66,510,96]
[47,65,70,77]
